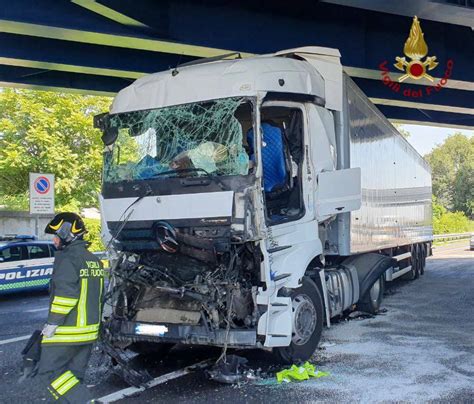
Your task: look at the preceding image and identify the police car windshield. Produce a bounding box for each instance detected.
[101,98,253,184]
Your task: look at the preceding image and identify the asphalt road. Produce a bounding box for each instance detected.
[0,240,472,403]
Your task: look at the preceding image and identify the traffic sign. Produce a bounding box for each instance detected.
[29,173,55,214]
[34,176,51,195]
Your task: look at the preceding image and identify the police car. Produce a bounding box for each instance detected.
[0,235,56,294]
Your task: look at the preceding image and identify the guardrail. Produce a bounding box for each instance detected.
[433,232,472,241]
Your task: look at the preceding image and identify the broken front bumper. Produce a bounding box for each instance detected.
[106,319,258,348]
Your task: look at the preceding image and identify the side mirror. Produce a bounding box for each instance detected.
[102,127,119,146]
[0,257,4,263]
[94,112,119,146]
[94,112,108,130]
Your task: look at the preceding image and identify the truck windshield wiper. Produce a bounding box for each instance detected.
[150,168,229,190]
[148,167,209,178]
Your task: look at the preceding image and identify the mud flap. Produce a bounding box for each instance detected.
[342,253,395,298]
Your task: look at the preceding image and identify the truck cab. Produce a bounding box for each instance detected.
[97,47,431,363]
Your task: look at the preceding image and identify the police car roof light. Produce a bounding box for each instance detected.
[0,234,37,241]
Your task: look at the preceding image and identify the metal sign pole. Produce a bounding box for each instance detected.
[35,215,39,238]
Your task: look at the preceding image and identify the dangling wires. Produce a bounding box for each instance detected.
[216,292,234,364]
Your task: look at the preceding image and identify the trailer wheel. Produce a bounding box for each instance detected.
[357,275,385,314]
[419,244,426,275]
[274,277,323,364]
[403,245,420,280]
[414,244,421,279]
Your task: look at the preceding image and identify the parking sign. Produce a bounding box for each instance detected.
[29,173,55,214]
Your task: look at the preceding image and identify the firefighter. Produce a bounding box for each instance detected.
[38,212,104,403]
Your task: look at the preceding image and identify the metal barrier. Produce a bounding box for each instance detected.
[433,232,472,241]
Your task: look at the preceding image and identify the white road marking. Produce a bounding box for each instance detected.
[96,361,207,403]
[25,307,49,313]
[0,335,30,345]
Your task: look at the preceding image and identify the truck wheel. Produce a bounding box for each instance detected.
[419,244,426,275]
[274,277,324,364]
[357,275,385,314]
[403,245,419,280]
[413,245,421,279]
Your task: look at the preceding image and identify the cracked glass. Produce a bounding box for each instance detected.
[103,97,252,183]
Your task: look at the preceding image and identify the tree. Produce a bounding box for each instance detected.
[0,89,111,210]
[453,162,474,218]
[393,123,410,138]
[424,133,474,218]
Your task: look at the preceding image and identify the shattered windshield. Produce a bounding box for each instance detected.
[103,97,253,183]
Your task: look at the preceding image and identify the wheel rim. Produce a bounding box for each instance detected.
[369,279,381,304]
[292,293,317,346]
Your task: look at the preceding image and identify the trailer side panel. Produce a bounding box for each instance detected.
[344,75,432,254]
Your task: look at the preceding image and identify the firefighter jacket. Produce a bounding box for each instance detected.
[42,240,104,345]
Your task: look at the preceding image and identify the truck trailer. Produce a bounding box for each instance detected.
[96,47,432,363]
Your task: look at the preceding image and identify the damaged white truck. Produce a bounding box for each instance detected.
[95,47,432,364]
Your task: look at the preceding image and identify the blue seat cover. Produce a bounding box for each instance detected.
[247,123,287,192]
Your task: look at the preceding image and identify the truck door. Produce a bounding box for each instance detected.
[248,103,305,225]
[255,101,323,287]
[253,101,324,348]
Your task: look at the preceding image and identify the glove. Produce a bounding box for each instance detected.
[41,324,58,338]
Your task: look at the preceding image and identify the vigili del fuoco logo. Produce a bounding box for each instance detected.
[379,16,453,98]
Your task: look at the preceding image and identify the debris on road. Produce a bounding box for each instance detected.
[276,362,329,384]
[101,341,152,387]
[348,310,375,320]
[206,355,257,384]
[320,341,337,349]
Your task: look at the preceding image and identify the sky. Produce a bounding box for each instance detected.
[399,124,473,157]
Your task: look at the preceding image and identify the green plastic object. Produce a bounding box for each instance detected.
[276,362,329,383]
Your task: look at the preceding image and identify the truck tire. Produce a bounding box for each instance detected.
[403,245,420,280]
[419,244,426,275]
[357,275,384,314]
[274,277,324,364]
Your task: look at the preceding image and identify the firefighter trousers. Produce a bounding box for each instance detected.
[38,344,94,403]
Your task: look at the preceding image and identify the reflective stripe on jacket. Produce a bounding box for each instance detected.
[42,240,104,345]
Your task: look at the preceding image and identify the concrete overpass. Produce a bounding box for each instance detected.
[0,0,473,128]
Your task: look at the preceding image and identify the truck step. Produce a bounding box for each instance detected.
[393,252,411,261]
[390,265,412,280]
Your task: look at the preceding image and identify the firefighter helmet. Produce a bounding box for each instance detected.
[45,212,86,243]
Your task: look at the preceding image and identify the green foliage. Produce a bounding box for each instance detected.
[453,162,474,218]
[432,197,446,220]
[433,210,472,234]
[393,123,410,138]
[0,88,111,210]
[425,133,474,218]
[433,196,472,234]
[432,196,472,234]
[0,192,29,211]
[83,218,104,252]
